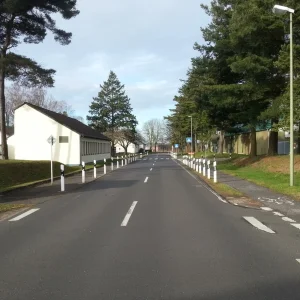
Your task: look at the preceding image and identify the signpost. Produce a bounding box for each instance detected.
[47,135,56,185]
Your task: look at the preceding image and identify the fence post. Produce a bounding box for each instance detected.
[111,157,114,171]
[93,160,97,178]
[60,164,65,192]
[82,161,85,183]
[207,160,211,179]
[203,158,206,176]
[117,156,119,168]
[214,161,217,183]
[104,158,106,175]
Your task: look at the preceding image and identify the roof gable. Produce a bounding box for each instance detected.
[17,102,110,141]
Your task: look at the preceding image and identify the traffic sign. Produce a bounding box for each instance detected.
[47,135,56,145]
[174,144,179,148]
[186,137,192,143]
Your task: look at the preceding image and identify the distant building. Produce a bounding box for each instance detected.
[115,142,139,154]
[8,102,111,165]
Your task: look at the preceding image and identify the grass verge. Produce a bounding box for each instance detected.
[0,160,81,193]
[218,156,300,200]
[0,203,29,213]
[190,168,244,198]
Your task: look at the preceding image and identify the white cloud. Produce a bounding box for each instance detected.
[13,0,211,126]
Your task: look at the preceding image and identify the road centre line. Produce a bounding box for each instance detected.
[243,216,275,234]
[150,168,153,171]
[144,177,149,183]
[121,201,138,226]
[9,208,40,222]
[273,212,285,217]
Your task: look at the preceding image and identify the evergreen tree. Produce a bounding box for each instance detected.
[0,0,79,159]
[87,71,137,155]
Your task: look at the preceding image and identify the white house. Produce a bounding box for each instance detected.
[8,102,111,165]
[115,142,139,154]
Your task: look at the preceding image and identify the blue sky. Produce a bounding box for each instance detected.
[15,0,211,129]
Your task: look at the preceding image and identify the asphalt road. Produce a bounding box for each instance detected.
[1,154,300,299]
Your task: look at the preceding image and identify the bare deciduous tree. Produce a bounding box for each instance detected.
[143,119,167,152]
[4,83,83,126]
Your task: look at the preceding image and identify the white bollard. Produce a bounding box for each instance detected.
[93,160,97,178]
[207,160,211,179]
[82,161,85,183]
[194,158,197,170]
[60,164,65,192]
[197,159,200,172]
[199,158,202,173]
[122,156,124,166]
[111,157,114,171]
[104,158,106,175]
[203,159,206,176]
[214,161,217,183]
[125,155,127,165]
[117,156,119,168]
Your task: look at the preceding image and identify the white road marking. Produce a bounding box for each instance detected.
[282,217,296,223]
[153,163,155,166]
[273,212,285,217]
[166,158,170,160]
[296,259,300,264]
[121,201,138,226]
[9,208,40,222]
[174,159,227,203]
[243,216,275,234]
[261,207,273,211]
[144,177,149,183]
[291,223,300,230]
[161,158,164,160]
[150,168,153,171]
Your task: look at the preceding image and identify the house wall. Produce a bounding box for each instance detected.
[8,104,110,165]
[80,137,111,163]
[115,142,138,154]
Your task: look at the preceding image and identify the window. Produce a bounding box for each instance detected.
[59,136,69,143]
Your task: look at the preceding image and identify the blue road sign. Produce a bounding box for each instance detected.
[186,137,192,143]
[174,144,179,148]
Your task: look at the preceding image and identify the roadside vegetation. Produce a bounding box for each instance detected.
[218,155,300,200]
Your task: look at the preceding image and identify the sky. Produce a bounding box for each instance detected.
[15,0,211,129]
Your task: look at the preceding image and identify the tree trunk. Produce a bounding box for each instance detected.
[217,131,224,154]
[250,126,257,157]
[0,68,8,159]
[268,130,278,156]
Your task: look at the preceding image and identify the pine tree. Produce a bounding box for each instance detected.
[0,0,79,159]
[87,71,137,155]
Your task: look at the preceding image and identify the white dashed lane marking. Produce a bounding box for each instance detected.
[243,216,275,234]
[9,208,40,222]
[121,201,138,227]
[144,177,149,183]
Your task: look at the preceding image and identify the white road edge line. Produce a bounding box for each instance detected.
[121,201,138,226]
[243,216,275,234]
[173,159,227,203]
[282,217,296,223]
[273,212,285,217]
[9,208,40,222]
[291,223,300,230]
[261,207,273,211]
[144,177,149,183]
[296,259,300,264]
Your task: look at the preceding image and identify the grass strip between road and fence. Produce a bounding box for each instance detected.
[0,157,137,193]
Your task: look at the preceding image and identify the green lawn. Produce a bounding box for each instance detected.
[194,152,245,159]
[0,203,30,213]
[218,159,300,199]
[0,160,81,192]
